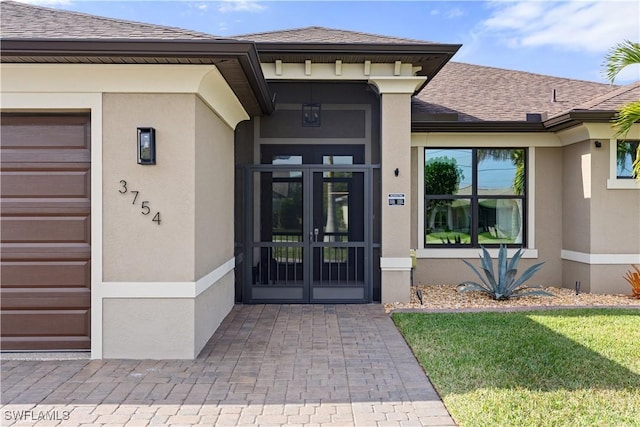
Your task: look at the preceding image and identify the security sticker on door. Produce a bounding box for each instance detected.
[388,193,405,206]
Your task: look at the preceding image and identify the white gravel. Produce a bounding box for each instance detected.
[385,284,640,313]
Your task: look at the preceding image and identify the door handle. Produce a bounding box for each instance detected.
[310,228,319,242]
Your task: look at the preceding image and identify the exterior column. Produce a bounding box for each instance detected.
[369,77,425,303]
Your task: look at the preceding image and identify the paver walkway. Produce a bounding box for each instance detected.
[1,304,455,426]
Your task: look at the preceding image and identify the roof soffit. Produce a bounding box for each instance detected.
[0,39,274,116]
[251,41,461,88]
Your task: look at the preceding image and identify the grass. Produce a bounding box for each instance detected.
[392,309,640,427]
[425,231,518,245]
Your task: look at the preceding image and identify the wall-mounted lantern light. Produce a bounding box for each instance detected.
[594,140,602,148]
[137,127,156,165]
[302,103,321,127]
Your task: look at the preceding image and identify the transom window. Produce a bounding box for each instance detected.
[424,148,526,247]
[616,140,639,179]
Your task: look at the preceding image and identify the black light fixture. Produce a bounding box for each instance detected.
[394,168,400,177]
[302,83,321,127]
[594,140,602,148]
[137,127,156,165]
[302,103,321,127]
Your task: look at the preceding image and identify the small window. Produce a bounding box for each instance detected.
[617,140,639,179]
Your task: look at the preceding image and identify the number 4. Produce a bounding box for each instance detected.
[152,212,161,225]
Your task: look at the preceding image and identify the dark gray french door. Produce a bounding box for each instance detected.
[243,145,373,303]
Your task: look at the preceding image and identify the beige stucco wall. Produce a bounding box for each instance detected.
[561,138,640,294]
[562,260,592,293]
[194,271,234,352]
[533,147,563,286]
[380,93,413,303]
[102,93,196,282]
[380,93,412,258]
[590,139,640,254]
[562,140,592,254]
[193,98,236,353]
[101,94,237,358]
[194,97,235,277]
[103,298,194,359]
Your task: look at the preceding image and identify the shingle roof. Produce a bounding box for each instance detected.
[234,26,438,45]
[571,81,640,111]
[0,0,217,40]
[413,61,618,122]
[3,1,636,125]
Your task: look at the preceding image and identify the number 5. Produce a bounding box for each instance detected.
[141,201,151,215]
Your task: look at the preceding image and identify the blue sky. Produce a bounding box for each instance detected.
[18,0,640,84]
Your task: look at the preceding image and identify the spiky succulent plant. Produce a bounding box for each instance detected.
[459,245,550,300]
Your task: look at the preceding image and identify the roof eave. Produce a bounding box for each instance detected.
[543,110,615,131]
[411,121,547,133]
[0,38,274,115]
[253,42,461,93]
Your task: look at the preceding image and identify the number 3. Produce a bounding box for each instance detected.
[119,180,128,194]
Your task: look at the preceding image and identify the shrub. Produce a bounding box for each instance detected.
[623,265,640,298]
[459,245,551,300]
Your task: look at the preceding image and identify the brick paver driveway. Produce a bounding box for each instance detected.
[1,304,455,426]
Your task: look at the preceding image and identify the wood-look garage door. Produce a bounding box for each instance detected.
[1,114,91,350]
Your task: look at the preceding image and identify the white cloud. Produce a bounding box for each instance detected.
[217,0,265,13]
[446,7,464,18]
[482,1,639,53]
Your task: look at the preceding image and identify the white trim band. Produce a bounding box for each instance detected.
[101,257,235,298]
[417,248,538,259]
[561,250,640,265]
[380,257,413,271]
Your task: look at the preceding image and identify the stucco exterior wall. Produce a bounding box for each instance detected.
[103,298,195,359]
[194,271,234,352]
[194,97,235,277]
[380,93,413,302]
[101,93,238,358]
[590,140,640,254]
[533,147,563,286]
[102,93,196,282]
[562,140,592,254]
[193,97,236,354]
[562,260,592,293]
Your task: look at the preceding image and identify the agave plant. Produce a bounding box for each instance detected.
[459,245,550,300]
[623,265,640,298]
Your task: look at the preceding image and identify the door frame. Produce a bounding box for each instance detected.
[242,163,376,303]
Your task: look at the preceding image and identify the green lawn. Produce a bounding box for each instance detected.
[392,309,640,427]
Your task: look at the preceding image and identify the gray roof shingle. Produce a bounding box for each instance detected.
[0,0,217,40]
[233,26,438,45]
[413,62,619,122]
[571,81,640,112]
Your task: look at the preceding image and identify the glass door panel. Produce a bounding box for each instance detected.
[250,170,305,301]
[311,170,366,301]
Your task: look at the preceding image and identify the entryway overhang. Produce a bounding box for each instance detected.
[252,42,461,93]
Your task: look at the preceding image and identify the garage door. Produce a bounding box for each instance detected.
[1,114,91,350]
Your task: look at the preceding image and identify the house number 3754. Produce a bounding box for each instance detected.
[118,180,161,225]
